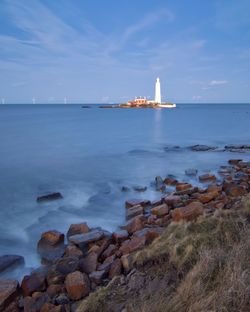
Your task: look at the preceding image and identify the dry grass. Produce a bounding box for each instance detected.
[77,196,250,312]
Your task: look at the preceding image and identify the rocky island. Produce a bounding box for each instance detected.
[99,78,176,109]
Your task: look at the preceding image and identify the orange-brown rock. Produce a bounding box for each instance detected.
[55,257,79,275]
[47,284,64,298]
[133,227,164,244]
[176,183,192,191]
[109,259,122,279]
[0,279,19,311]
[225,184,247,197]
[206,184,222,193]
[228,159,242,165]
[102,244,117,260]
[97,254,116,272]
[46,266,65,286]
[199,174,217,183]
[79,252,98,274]
[119,236,146,255]
[151,203,169,217]
[39,230,64,246]
[163,195,182,207]
[112,230,129,244]
[164,177,178,185]
[124,216,144,234]
[64,245,83,258]
[172,202,204,222]
[21,272,46,296]
[66,223,89,238]
[125,199,150,209]
[197,191,219,204]
[23,292,50,311]
[126,204,143,220]
[65,271,90,300]
[37,230,65,263]
[147,214,157,224]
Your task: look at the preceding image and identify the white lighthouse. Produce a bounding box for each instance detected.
[155,77,161,104]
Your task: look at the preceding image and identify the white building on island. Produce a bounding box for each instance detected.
[155,77,161,104]
[126,77,176,108]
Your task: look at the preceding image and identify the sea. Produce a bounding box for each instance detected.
[0,103,250,280]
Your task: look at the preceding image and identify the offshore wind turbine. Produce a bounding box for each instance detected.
[32,97,36,104]
[1,98,5,104]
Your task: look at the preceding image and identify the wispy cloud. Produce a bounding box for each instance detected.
[209,80,228,86]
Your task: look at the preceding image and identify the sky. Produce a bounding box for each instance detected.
[0,0,250,104]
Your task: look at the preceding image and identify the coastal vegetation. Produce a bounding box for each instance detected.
[77,197,250,312]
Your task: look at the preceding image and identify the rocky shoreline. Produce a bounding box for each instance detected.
[0,158,250,312]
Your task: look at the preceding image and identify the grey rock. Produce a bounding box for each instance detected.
[69,229,105,245]
[190,145,217,151]
[0,255,24,273]
[37,192,63,203]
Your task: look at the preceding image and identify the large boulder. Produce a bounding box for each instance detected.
[79,252,98,274]
[119,236,146,255]
[64,245,83,258]
[66,223,90,239]
[197,190,219,204]
[151,203,169,217]
[176,183,192,192]
[112,230,129,244]
[199,174,217,183]
[37,192,63,203]
[101,244,117,260]
[46,266,65,286]
[37,230,65,263]
[0,255,24,273]
[163,195,182,208]
[65,271,90,300]
[172,202,204,222]
[54,257,79,275]
[0,279,19,311]
[224,184,247,197]
[23,292,50,312]
[68,229,106,246]
[126,205,143,220]
[21,272,46,296]
[39,230,64,246]
[133,227,164,245]
[123,216,144,235]
[109,259,122,279]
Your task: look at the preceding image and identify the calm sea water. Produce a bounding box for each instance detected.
[0,103,250,279]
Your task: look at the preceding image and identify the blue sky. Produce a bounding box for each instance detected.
[0,0,250,103]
